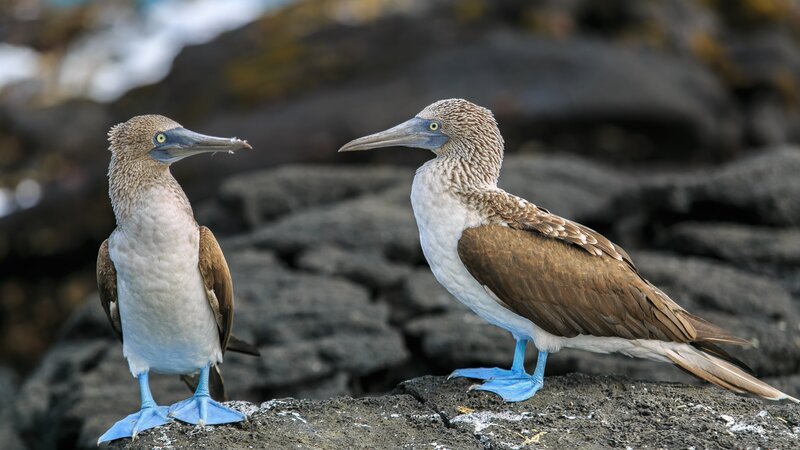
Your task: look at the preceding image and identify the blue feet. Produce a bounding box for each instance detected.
[169,366,245,426]
[449,339,530,382]
[169,395,245,425]
[98,405,171,443]
[448,366,523,381]
[98,372,171,444]
[450,339,549,403]
[470,374,544,402]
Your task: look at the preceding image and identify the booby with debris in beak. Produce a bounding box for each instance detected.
[97,115,260,443]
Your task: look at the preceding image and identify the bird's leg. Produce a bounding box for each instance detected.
[168,365,245,426]
[448,338,528,381]
[471,351,548,402]
[510,338,527,373]
[97,371,171,444]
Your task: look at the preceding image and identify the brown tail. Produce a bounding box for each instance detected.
[665,345,798,402]
[226,334,261,356]
[179,365,227,401]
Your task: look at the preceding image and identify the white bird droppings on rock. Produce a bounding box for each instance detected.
[450,410,532,433]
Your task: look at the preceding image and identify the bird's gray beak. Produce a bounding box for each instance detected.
[150,127,252,164]
[338,117,448,152]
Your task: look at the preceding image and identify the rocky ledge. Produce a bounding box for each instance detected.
[109,374,800,450]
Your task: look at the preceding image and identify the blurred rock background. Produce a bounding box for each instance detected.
[1,0,800,448]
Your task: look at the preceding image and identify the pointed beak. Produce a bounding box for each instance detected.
[150,127,252,164]
[338,117,448,153]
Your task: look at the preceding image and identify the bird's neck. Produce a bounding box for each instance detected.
[433,140,503,192]
[108,156,193,227]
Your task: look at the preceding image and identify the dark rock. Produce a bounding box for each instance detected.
[663,222,800,268]
[392,269,467,320]
[226,190,422,263]
[0,422,25,450]
[217,165,411,228]
[727,28,800,91]
[108,375,800,450]
[634,146,800,227]
[499,154,632,222]
[634,251,796,319]
[0,366,23,450]
[296,244,412,290]
[664,220,800,297]
[725,29,800,145]
[661,222,800,295]
[405,311,514,371]
[0,365,16,408]
[224,250,412,394]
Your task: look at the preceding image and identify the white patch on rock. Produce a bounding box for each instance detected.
[451,410,532,433]
[277,410,308,424]
[152,429,174,450]
[226,400,259,416]
[260,399,289,410]
[410,413,442,422]
[720,414,766,435]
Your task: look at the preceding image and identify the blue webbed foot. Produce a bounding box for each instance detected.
[469,375,544,402]
[97,405,171,444]
[457,346,549,403]
[169,395,246,426]
[448,367,523,381]
[449,339,530,382]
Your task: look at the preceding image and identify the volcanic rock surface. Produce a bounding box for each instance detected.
[106,375,800,450]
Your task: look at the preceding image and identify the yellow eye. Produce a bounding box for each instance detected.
[155,133,166,143]
[429,122,439,131]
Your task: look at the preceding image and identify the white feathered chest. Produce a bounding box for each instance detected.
[108,186,222,376]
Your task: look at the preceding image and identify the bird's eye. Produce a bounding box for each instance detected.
[429,122,439,131]
[155,133,167,144]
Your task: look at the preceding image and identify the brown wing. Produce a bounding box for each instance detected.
[458,224,747,345]
[482,191,635,269]
[198,226,234,353]
[97,239,122,341]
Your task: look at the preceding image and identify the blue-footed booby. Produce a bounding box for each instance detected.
[97,115,260,443]
[339,99,797,403]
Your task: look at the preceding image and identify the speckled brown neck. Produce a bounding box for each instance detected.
[108,153,192,227]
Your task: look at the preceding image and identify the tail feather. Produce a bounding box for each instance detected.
[226,334,261,356]
[691,341,755,376]
[686,314,752,347]
[665,346,798,402]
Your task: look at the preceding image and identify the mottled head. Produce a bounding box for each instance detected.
[108,114,251,165]
[338,99,504,184]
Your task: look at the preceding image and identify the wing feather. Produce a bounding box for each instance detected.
[457,223,746,345]
[97,239,122,341]
[198,226,234,353]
